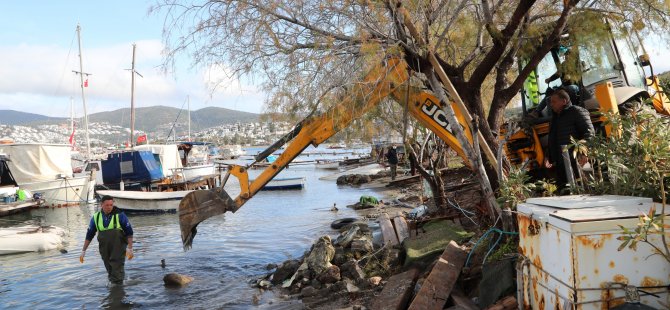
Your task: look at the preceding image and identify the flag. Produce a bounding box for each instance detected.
[68,127,76,146]
[84,79,89,87]
[136,134,147,145]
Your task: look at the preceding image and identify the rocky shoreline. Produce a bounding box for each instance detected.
[251,168,517,309]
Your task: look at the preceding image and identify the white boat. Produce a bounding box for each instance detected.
[315,159,340,170]
[0,225,66,255]
[261,177,306,190]
[96,189,192,213]
[0,144,96,206]
[219,145,246,159]
[176,164,217,182]
[174,142,217,182]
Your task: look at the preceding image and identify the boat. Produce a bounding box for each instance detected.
[261,177,306,190]
[0,199,44,217]
[218,145,246,159]
[0,144,96,206]
[175,142,217,181]
[96,145,217,213]
[0,225,66,255]
[315,159,340,170]
[95,189,190,213]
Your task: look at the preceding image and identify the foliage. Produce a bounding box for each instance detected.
[577,105,670,199]
[487,236,518,263]
[496,166,535,209]
[617,204,670,263]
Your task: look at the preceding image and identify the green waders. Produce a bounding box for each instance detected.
[96,213,128,284]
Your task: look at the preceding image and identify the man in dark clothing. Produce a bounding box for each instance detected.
[386,145,399,180]
[545,89,594,190]
[80,195,134,284]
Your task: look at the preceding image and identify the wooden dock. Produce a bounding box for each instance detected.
[0,199,43,217]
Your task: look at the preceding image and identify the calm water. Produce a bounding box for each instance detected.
[0,147,383,309]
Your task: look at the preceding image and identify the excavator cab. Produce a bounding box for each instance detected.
[504,15,670,172]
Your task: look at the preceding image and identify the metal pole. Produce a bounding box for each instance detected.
[130,44,136,147]
[188,95,191,141]
[76,24,91,159]
[561,145,576,188]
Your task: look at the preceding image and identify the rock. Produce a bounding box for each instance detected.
[305,236,335,274]
[272,259,301,285]
[317,265,341,284]
[350,238,374,253]
[340,259,365,282]
[163,273,194,287]
[257,279,272,289]
[369,276,382,286]
[266,263,277,270]
[336,175,348,185]
[301,285,318,297]
[345,280,360,293]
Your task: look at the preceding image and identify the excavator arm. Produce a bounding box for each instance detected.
[179,57,487,249]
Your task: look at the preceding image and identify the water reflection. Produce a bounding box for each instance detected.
[102,284,133,309]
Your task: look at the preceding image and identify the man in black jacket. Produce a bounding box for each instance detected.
[386,145,399,180]
[545,88,594,191]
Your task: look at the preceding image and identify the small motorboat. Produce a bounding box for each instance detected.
[261,177,306,190]
[0,225,66,255]
[315,159,340,170]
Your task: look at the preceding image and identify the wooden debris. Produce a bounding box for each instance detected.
[378,213,399,246]
[407,240,467,310]
[485,296,517,310]
[369,268,420,310]
[392,215,410,243]
[450,290,479,310]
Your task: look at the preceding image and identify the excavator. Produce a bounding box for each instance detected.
[504,15,670,169]
[178,56,497,249]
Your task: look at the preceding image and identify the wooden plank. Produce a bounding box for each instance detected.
[392,215,410,243]
[370,268,420,310]
[408,240,467,310]
[378,213,399,246]
[450,290,479,310]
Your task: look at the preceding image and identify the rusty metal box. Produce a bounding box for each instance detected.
[516,195,669,309]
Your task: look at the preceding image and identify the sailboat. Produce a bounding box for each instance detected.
[0,25,96,207]
[96,46,218,213]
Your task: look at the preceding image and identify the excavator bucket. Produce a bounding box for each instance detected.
[178,188,236,250]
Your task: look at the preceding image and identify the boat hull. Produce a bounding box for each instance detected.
[96,189,192,213]
[261,177,306,190]
[0,225,65,255]
[21,174,96,207]
[178,164,216,182]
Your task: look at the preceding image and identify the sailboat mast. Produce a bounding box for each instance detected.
[70,96,74,135]
[187,95,191,141]
[75,24,91,159]
[130,44,137,147]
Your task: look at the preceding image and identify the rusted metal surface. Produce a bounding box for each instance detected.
[517,196,670,309]
[408,240,466,310]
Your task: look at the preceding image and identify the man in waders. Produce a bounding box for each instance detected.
[79,195,134,284]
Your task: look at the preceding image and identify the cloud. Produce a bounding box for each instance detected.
[0,40,267,116]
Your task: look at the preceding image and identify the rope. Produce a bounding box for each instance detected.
[464,227,519,267]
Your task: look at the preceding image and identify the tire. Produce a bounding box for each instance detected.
[331,217,359,229]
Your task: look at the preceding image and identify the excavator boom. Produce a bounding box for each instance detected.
[178,57,489,249]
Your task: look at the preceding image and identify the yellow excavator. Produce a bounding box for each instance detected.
[178,56,496,249]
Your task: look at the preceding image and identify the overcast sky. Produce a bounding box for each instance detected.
[1,1,668,118]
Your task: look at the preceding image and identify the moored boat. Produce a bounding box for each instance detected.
[96,189,190,213]
[0,144,96,206]
[0,225,66,255]
[315,159,340,170]
[261,177,306,190]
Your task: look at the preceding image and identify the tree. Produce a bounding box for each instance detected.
[152,0,670,223]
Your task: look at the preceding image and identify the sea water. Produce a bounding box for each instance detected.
[0,147,383,309]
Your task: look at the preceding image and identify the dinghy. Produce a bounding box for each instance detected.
[0,225,66,255]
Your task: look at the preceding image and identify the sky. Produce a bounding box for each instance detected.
[0,1,266,118]
[0,2,668,118]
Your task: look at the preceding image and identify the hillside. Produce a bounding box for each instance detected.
[0,110,62,125]
[0,106,259,132]
[88,105,259,131]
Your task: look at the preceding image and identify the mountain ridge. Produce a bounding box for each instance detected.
[0,106,259,131]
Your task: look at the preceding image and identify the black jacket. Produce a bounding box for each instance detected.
[386,148,398,165]
[547,104,594,164]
